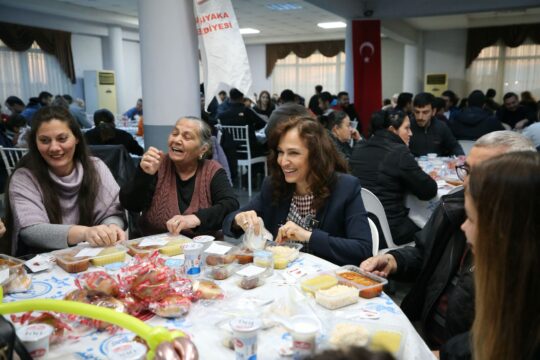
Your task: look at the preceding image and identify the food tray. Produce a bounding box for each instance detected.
[204,241,237,266]
[51,248,91,273]
[0,254,27,285]
[234,264,266,290]
[315,284,359,310]
[300,273,340,295]
[265,241,303,269]
[334,265,388,299]
[91,245,127,266]
[206,261,239,280]
[126,234,192,257]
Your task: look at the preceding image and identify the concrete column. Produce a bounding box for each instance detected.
[138,0,200,151]
[107,26,125,114]
[344,19,354,98]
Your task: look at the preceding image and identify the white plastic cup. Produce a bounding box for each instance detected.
[290,315,320,359]
[193,235,215,251]
[229,317,262,360]
[108,341,147,360]
[182,242,204,277]
[17,323,53,358]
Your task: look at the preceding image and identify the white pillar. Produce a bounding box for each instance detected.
[107,26,125,115]
[344,19,354,98]
[138,0,200,151]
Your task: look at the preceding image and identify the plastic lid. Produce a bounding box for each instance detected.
[290,315,319,334]
[17,324,53,342]
[229,318,262,333]
[193,235,215,243]
[254,250,272,259]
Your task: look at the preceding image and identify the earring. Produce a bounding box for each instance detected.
[199,154,203,160]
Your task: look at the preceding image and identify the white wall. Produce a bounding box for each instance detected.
[246,44,272,99]
[423,29,467,98]
[71,34,104,100]
[381,38,405,99]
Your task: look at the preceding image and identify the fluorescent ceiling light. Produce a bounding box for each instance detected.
[317,21,347,29]
[240,28,260,35]
[266,3,303,11]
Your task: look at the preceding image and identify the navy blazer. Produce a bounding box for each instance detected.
[223,173,373,266]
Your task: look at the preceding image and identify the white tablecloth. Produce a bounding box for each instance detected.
[3,253,434,360]
[406,157,463,228]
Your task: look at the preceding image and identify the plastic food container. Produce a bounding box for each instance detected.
[0,254,32,294]
[301,273,339,295]
[0,254,25,284]
[315,285,359,310]
[235,247,254,265]
[52,248,91,273]
[204,241,237,266]
[334,265,388,299]
[206,261,238,280]
[253,250,273,277]
[265,241,303,269]
[91,245,127,266]
[126,234,191,257]
[235,264,266,290]
[370,328,405,357]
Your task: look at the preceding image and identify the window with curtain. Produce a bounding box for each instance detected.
[466,41,540,100]
[271,51,346,101]
[0,40,72,107]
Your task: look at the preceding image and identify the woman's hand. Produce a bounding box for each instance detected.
[84,224,124,247]
[166,215,201,235]
[234,211,262,235]
[140,146,163,175]
[351,128,361,141]
[0,219,6,237]
[276,221,311,243]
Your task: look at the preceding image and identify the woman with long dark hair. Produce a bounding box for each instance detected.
[4,106,125,256]
[463,151,540,360]
[253,90,275,119]
[350,110,437,246]
[223,116,372,265]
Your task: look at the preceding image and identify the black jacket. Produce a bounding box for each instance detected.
[218,102,266,157]
[450,107,504,140]
[409,117,464,157]
[84,127,144,156]
[496,105,535,129]
[389,189,474,351]
[350,130,437,228]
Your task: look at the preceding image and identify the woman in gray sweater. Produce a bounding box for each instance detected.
[5,106,125,256]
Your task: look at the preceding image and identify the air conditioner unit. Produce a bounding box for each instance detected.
[83,70,117,114]
[424,73,448,97]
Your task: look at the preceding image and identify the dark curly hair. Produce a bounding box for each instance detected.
[267,116,348,210]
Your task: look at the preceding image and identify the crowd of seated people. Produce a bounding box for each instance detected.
[1,84,539,360]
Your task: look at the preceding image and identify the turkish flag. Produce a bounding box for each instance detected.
[352,20,382,135]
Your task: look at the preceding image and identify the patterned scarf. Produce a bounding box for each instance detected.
[286,193,316,253]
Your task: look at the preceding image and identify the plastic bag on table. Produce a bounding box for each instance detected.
[75,271,119,296]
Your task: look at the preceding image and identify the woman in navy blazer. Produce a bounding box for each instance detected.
[223,117,372,266]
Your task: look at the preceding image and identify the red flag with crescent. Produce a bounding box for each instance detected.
[352,20,382,135]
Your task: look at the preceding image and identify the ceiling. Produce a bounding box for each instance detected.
[1,0,540,43]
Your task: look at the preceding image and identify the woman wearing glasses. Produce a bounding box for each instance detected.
[350,110,437,246]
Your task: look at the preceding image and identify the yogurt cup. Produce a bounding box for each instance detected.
[17,323,54,358]
[192,235,215,251]
[108,341,147,360]
[229,317,262,360]
[182,242,203,277]
[290,315,320,359]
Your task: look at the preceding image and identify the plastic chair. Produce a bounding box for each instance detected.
[220,124,267,197]
[0,146,28,176]
[458,140,475,155]
[361,188,401,250]
[367,218,379,256]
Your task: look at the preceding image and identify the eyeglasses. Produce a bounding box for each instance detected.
[456,164,470,181]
